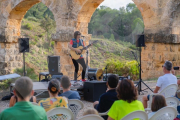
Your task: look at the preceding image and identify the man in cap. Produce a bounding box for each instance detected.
[142,61,177,108]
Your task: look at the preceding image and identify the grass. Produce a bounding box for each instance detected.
[20,18,54,80]
[90,37,137,69]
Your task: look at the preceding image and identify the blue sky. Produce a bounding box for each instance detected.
[99,0,134,9]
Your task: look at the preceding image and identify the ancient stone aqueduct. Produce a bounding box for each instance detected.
[0,0,180,80]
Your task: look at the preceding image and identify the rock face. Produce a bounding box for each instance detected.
[0,0,180,80]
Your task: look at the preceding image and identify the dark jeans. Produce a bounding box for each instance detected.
[72,58,86,80]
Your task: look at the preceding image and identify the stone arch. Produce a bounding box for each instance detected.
[76,0,157,36]
[0,0,80,76]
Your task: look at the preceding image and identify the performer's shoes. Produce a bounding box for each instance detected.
[82,79,86,82]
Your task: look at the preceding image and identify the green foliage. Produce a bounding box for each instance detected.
[89,3,144,43]
[27,17,38,22]
[132,18,144,34]
[129,45,136,50]
[0,79,14,90]
[110,34,115,41]
[105,59,139,80]
[24,2,54,20]
[25,23,33,30]
[51,41,55,47]
[40,16,56,46]
[14,67,38,81]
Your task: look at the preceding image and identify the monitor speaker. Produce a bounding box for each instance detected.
[84,81,107,102]
[136,35,145,47]
[18,38,29,53]
[48,56,60,75]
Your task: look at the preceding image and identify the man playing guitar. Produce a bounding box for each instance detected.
[69,31,87,81]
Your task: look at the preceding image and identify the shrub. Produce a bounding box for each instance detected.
[25,23,33,30]
[129,45,137,50]
[14,67,38,81]
[51,41,55,46]
[105,59,139,80]
[34,36,38,42]
[27,17,38,22]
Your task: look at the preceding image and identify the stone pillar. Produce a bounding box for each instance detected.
[141,34,180,80]
[0,42,22,75]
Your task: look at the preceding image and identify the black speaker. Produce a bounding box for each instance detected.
[18,38,29,53]
[84,81,107,102]
[136,35,145,47]
[48,56,60,75]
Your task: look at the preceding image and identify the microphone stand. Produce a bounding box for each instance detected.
[131,49,153,95]
[104,65,108,81]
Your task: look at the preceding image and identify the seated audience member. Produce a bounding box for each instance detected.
[93,75,119,120]
[148,95,167,119]
[9,94,36,107]
[142,61,177,108]
[108,79,144,120]
[0,77,47,120]
[83,108,99,116]
[59,76,80,100]
[39,79,68,112]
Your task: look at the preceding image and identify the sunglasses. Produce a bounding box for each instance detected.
[78,33,81,35]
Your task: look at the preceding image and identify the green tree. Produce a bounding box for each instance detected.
[24,2,54,20]
[132,18,144,34]
[110,34,115,41]
[40,16,56,47]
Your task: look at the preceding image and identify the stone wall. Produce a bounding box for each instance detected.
[0,0,180,80]
[141,34,180,80]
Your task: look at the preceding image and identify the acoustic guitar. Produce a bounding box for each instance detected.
[70,40,98,60]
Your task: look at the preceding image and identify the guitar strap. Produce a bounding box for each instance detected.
[80,39,84,47]
[76,39,79,48]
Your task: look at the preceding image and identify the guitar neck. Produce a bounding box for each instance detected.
[81,41,96,50]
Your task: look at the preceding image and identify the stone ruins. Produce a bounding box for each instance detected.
[0,0,179,80]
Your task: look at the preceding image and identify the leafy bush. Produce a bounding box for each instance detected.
[51,41,55,46]
[14,67,38,81]
[25,23,33,30]
[129,45,137,50]
[33,35,39,42]
[27,17,38,22]
[110,34,115,41]
[105,59,139,80]
[0,79,15,90]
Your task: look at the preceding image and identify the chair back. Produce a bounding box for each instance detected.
[98,110,109,116]
[159,84,178,98]
[166,97,179,109]
[31,102,39,106]
[47,107,74,120]
[78,115,104,120]
[147,84,178,109]
[121,111,148,120]
[149,106,177,120]
[68,99,84,120]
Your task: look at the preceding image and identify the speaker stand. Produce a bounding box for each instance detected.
[132,47,153,95]
[23,52,26,76]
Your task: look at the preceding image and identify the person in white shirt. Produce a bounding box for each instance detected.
[142,61,177,108]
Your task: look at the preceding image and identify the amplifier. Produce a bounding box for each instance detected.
[84,81,107,102]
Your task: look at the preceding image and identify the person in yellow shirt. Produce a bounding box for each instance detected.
[108,79,144,120]
[38,79,68,112]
